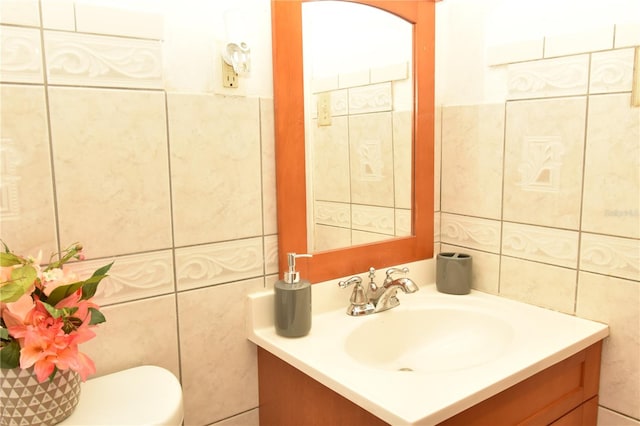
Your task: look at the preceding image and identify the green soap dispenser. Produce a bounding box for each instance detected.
[275,253,312,337]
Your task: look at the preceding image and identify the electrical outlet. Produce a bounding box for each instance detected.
[222,60,239,88]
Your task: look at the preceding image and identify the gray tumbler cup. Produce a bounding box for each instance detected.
[436,252,472,295]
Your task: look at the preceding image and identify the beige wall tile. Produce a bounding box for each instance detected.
[48,87,172,258]
[500,257,577,314]
[577,272,639,419]
[41,0,75,31]
[0,84,56,255]
[168,93,262,247]
[349,112,394,206]
[434,105,442,212]
[178,278,263,425]
[503,97,586,229]
[583,93,640,238]
[260,98,277,235]
[74,1,163,40]
[314,224,351,251]
[312,115,350,203]
[393,110,412,210]
[0,0,39,26]
[441,104,504,219]
[544,26,613,58]
[83,295,180,380]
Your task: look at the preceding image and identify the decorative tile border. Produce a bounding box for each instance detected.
[44,30,163,89]
[502,222,578,268]
[440,213,501,254]
[352,204,394,235]
[348,82,392,114]
[175,238,264,291]
[263,235,279,276]
[580,233,640,281]
[0,26,43,83]
[507,55,589,100]
[590,48,635,94]
[314,200,350,228]
[68,250,174,306]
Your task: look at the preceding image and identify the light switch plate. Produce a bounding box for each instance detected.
[317,92,331,126]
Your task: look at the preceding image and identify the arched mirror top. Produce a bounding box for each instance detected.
[272,0,435,283]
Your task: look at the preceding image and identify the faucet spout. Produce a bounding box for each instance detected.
[389,277,419,293]
[373,275,419,313]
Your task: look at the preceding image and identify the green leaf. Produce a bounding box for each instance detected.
[46,281,83,306]
[0,252,23,267]
[0,327,8,340]
[0,340,21,369]
[81,262,113,300]
[88,307,106,325]
[41,301,77,319]
[0,265,36,303]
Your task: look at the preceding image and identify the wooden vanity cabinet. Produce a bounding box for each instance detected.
[257,341,603,426]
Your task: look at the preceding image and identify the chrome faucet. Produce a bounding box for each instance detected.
[339,267,419,316]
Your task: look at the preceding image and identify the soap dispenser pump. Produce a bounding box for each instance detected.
[274,253,312,337]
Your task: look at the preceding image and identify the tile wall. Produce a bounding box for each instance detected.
[309,66,412,251]
[438,26,639,424]
[0,2,273,425]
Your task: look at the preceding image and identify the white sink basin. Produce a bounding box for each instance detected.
[345,308,514,372]
[247,276,609,425]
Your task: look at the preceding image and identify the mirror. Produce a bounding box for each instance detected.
[303,1,414,252]
[272,0,435,283]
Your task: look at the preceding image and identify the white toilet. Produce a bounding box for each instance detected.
[59,365,184,425]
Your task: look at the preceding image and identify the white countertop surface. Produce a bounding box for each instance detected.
[247,267,609,425]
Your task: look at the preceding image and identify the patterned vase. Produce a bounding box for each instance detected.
[0,367,81,426]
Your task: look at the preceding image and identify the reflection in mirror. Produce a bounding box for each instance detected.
[302,2,414,252]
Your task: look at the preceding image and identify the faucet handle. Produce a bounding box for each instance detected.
[385,267,409,278]
[338,276,362,289]
[384,267,409,285]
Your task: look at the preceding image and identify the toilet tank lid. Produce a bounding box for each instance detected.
[59,365,184,425]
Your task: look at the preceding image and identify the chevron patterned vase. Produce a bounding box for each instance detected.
[0,367,81,426]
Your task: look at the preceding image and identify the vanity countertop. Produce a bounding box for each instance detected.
[246,268,609,425]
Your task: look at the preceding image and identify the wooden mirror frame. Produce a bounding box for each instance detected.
[272,0,435,283]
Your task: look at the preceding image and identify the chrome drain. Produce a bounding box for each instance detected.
[398,367,413,372]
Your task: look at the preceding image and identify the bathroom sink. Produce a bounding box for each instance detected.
[344,308,514,372]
